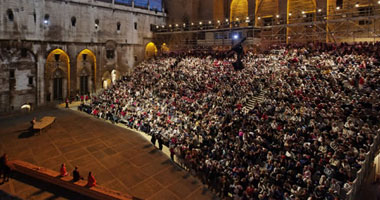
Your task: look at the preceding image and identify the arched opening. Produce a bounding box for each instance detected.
[45,49,70,101]
[145,42,157,58]
[102,71,112,89]
[71,16,77,27]
[7,9,14,22]
[230,0,248,25]
[161,43,170,53]
[77,49,97,95]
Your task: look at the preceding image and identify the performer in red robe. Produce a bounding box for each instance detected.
[87,171,96,187]
[60,163,68,177]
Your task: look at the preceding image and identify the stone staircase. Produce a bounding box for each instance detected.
[245,89,267,110]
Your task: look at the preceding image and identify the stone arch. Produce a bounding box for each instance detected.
[230,0,248,23]
[145,42,157,58]
[45,49,70,101]
[77,49,97,95]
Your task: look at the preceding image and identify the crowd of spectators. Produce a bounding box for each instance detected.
[83,42,380,200]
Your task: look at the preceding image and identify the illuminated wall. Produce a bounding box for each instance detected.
[230,0,248,22]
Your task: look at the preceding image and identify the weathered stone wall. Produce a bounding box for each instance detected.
[0,0,165,112]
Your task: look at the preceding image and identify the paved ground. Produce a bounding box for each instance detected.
[0,107,216,200]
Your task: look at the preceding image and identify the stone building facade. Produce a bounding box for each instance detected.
[0,0,165,112]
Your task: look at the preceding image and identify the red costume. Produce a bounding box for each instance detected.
[87,172,96,187]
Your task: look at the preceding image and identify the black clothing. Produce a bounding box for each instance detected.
[73,169,81,182]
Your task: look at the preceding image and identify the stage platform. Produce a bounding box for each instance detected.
[0,107,215,200]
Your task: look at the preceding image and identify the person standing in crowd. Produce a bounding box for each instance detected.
[150,132,156,146]
[157,135,163,150]
[65,97,69,108]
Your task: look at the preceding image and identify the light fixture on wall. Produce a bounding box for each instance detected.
[44,14,50,25]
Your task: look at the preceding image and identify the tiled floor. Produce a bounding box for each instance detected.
[0,107,216,200]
